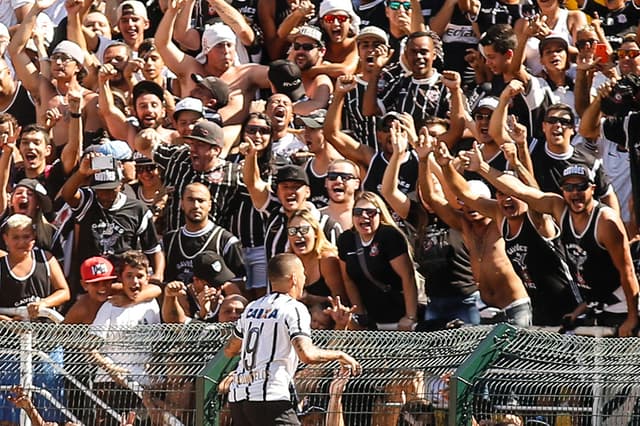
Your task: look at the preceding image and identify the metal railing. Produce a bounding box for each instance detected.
[0,320,637,426]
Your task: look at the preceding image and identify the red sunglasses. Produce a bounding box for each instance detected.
[322,14,349,24]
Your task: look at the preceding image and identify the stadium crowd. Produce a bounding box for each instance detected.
[0,0,639,422]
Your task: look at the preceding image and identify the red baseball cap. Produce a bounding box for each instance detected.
[81,257,117,283]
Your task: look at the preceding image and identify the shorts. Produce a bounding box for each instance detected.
[230,400,300,426]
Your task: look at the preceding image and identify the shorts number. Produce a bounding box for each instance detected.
[243,326,261,371]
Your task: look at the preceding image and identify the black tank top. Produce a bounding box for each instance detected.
[561,203,621,305]
[363,151,419,196]
[305,159,329,208]
[4,83,36,128]
[502,213,580,325]
[0,249,51,308]
[305,276,331,298]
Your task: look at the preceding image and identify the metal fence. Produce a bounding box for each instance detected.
[1,321,640,426]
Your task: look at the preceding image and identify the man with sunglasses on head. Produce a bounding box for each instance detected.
[286,25,333,114]
[469,161,640,337]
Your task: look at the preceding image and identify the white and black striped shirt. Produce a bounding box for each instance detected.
[154,145,244,232]
[343,76,378,150]
[229,292,311,402]
[378,64,450,128]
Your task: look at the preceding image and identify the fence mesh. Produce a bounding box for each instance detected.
[3,322,640,426]
[0,321,233,426]
[468,327,640,426]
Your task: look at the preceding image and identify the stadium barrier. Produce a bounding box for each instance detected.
[0,321,634,426]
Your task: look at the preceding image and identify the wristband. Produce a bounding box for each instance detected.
[406,315,417,321]
[69,112,81,118]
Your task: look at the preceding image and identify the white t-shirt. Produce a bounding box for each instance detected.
[229,292,311,402]
[91,299,161,385]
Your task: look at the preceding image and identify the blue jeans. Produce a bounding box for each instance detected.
[424,291,481,325]
[243,246,267,290]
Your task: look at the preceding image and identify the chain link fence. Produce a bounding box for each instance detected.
[0,321,638,426]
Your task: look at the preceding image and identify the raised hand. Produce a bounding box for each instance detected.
[441,70,461,92]
[464,48,484,70]
[44,107,63,130]
[335,74,357,96]
[324,296,356,330]
[390,120,408,156]
[500,141,518,165]
[64,0,83,14]
[460,141,485,172]
[433,141,454,167]
[164,281,187,298]
[365,43,393,74]
[412,126,435,160]
[67,89,83,115]
[98,64,118,84]
[501,79,525,100]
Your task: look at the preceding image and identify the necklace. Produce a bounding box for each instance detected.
[472,223,491,264]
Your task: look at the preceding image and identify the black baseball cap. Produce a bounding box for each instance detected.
[182,121,224,147]
[191,74,230,107]
[275,165,310,185]
[192,251,235,287]
[14,179,52,213]
[268,60,306,102]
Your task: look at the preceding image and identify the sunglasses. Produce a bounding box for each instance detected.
[327,171,357,181]
[245,125,271,135]
[287,225,311,236]
[388,1,412,10]
[50,53,75,64]
[474,112,492,121]
[136,165,157,173]
[322,14,349,24]
[575,38,598,49]
[353,207,380,217]
[293,42,319,51]
[617,49,640,59]
[561,181,590,192]
[544,116,573,127]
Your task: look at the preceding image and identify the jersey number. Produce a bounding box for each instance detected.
[242,326,261,371]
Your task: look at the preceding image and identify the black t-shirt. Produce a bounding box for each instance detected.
[473,0,536,34]
[337,225,410,324]
[581,0,640,49]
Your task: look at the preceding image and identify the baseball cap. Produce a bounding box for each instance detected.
[356,26,388,45]
[52,40,84,65]
[376,111,403,130]
[275,165,310,185]
[268,60,306,102]
[91,157,124,190]
[81,257,117,283]
[539,32,569,54]
[192,251,235,287]
[472,96,500,113]
[318,0,361,35]
[467,180,491,199]
[182,120,224,147]
[191,74,230,107]
[196,23,235,63]
[173,97,204,119]
[117,0,148,20]
[133,151,155,166]
[294,25,324,47]
[132,80,165,104]
[85,139,134,161]
[294,109,327,129]
[559,165,594,183]
[14,179,52,213]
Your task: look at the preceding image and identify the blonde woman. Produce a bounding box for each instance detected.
[337,191,418,331]
[287,209,347,306]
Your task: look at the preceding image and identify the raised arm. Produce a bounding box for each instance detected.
[440,70,466,148]
[276,0,313,40]
[429,0,457,36]
[97,64,132,143]
[510,17,538,83]
[579,79,614,140]
[161,281,191,323]
[324,75,374,168]
[380,123,411,219]
[155,0,198,79]
[209,0,255,46]
[7,1,46,99]
[257,0,289,61]
[464,143,566,219]
[0,122,20,214]
[436,142,499,219]
[240,138,270,209]
[60,154,94,209]
[172,0,201,51]
[60,90,83,175]
[362,44,392,116]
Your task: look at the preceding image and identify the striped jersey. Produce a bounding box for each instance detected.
[229,292,311,402]
[154,144,244,232]
[342,76,378,150]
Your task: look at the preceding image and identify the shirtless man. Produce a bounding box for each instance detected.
[155,0,270,126]
[468,152,640,337]
[287,25,333,114]
[421,139,531,326]
[9,0,102,152]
